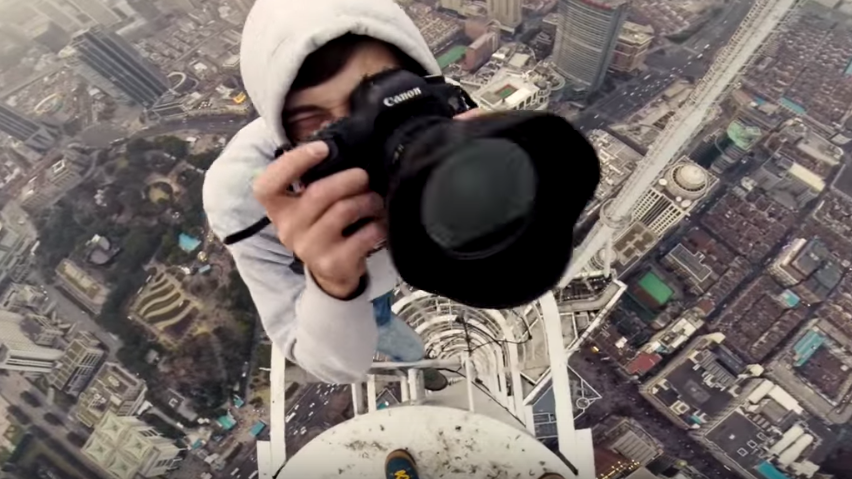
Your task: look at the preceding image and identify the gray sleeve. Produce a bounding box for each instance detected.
[228,230,378,384]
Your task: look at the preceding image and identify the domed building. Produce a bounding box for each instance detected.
[664,162,709,201]
[613,157,716,271]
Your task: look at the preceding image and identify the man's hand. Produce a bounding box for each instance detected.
[253,110,484,299]
[253,141,385,299]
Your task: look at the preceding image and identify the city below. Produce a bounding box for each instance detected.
[0,0,851,479]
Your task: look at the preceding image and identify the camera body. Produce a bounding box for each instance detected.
[285,69,600,309]
[298,69,477,195]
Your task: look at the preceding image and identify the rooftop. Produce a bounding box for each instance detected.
[655,358,736,426]
[704,411,767,470]
[473,70,546,111]
[619,22,654,45]
[637,272,675,306]
[744,12,852,126]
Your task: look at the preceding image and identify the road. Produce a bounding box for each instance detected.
[27,270,123,357]
[284,383,343,442]
[223,450,258,479]
[570,351,740,479]
[683,0,755,53]
[572,0,754,135]
[132,116,250,139]
[0,372,110,479]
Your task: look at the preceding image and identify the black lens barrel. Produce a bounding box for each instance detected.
[387,111,600,309]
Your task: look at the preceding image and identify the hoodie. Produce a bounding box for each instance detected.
[202,0,441,383]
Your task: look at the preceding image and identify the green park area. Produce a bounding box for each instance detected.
[437,45,467,69]
[33,134,260,419]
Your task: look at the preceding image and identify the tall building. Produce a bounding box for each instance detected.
[612,158,716,270]
[487,0,522,29]
[19,156,87,213]
[0,104,57,154]
[77,361,147,428]
[19,314,64,347]
[70,27,169,107]
[0,283,55,316]
[0,218,36,285]
[610,22,654,74]
[49,331,105,397]
[0,310,64,373]
[464,31,499,71]
[82,412,182,479]
[552,0,627,94]
[594,416,664,466]
[711,117,763,173]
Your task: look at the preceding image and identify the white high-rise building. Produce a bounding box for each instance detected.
[612,158,716,271]
[487,0,522,29]
[83,412,182,479]
[49,331,105,396]
[0,310,64,373]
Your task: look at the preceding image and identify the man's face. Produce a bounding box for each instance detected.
[283,41,401,144]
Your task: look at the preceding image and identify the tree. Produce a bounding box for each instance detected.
[186,149,221,170]
[20,391,41,408]
[42,413,62,426]
[7,406,30,425]
[154,136,189,159]
[66,431,86,448]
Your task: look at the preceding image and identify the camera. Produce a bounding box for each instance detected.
[298,69,600,309]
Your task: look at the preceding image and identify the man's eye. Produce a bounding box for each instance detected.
[287,116,328,141]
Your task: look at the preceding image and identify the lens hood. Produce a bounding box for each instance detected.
[387,110,600,309]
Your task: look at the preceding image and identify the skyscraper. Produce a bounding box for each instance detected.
[0,310,64,374]
[48,331,105,397]
[71,27,169,107]
[552,0,627,94]
[0,104,45,143]
[0,103,58,154]
[487,0,522,29]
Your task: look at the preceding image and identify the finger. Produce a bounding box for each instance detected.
[332,220,387,265]
[454,108,485,121]
[297,168,371,227]
[310,193,384,242]
[253,141,329,201]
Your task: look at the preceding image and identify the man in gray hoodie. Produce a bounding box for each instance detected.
[203,0,462,384]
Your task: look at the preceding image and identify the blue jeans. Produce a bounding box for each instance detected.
[372,292,425,362]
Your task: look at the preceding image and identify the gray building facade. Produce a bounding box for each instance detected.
[71,27,169,107]
[552,0,627,94]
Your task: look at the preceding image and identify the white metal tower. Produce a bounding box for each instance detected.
[560,0,802,287]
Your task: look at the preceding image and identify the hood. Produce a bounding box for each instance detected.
[240,0,442,146]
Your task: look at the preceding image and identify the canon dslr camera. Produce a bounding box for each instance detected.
[296,69,600,308]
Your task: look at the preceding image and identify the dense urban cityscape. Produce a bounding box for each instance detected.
[0,0,851,478]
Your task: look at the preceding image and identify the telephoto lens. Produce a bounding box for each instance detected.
[387,110,600,309]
